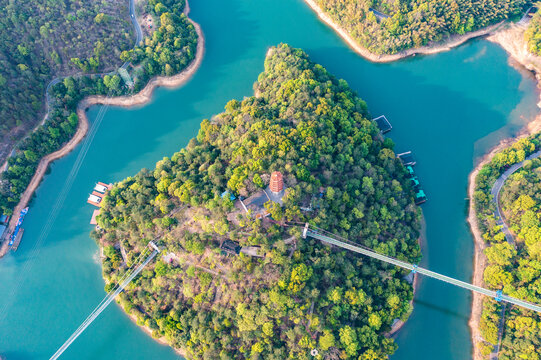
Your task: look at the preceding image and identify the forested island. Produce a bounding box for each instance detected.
[0,0,198,216]
[310,0,530,56]
[95,44,422,359]
[472,134,541,359]
[0,0,134,164]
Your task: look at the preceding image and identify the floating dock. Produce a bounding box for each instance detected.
[87,182,111,208]
[397,151,416,166]
[88,182,112,223]
[415,190,427,205]
[87,193,103,207]
[9,207,28,249]
[398,153,427,205]
[373,115,392,134]
[11,228,24,251]
[95,182,112,193]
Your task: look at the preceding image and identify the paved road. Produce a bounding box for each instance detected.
[123,0,143,70]
[368,7,389,19]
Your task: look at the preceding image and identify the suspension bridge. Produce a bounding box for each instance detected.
[49,242,160,360]
[49,224,541,359]
[300,223,541,313]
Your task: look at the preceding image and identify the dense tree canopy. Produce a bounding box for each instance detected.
[0,0,198,215]
[316,0,530,55]
[472,134,541,358]
[0,0,133,163]
[96,44,422,359]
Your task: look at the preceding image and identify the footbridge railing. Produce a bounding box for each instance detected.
[49,242,160,360]
[302,224,541,313]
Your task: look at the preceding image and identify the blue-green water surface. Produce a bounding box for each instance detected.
[0,0,539,359]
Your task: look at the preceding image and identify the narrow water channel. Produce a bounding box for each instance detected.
[0,0,538,359]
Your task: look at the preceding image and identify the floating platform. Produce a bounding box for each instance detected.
[406,165,415,176]
[373,115,392,134]
[11,228,24,251]
[415,190,427,205]
[96,182,112,192]
[397,151,416,166]
[88,182,112,208]
[9,207,28,247]
[87,194,103,207]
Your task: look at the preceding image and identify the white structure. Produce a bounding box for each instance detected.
[88,194,102,204]
[94,183,108,193]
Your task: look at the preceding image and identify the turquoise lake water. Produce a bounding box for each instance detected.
[0,0,539,358]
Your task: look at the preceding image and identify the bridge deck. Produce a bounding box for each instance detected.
[306,229,541,313]
[49,248,158,360]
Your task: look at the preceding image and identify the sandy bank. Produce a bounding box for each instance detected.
[469,22,541,360]
[0,2,204,260]
[302,0,504,63]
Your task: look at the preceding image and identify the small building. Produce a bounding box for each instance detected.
[220,240,241,256]
[0,214,8,224]
[238,171,288,218]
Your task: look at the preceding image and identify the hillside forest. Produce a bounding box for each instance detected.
[316,0,530,55]
[0,0,198,215]
[95,44,423,360]
[0,0,134,164]
[472,134,541,359]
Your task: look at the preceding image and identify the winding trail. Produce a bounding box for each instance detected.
[0,0,204,259]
